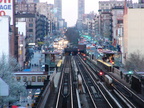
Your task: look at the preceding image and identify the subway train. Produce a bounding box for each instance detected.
[14,71,47,87]
[97,59,113,72]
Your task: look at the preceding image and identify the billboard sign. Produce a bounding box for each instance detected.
[0,0,13,25]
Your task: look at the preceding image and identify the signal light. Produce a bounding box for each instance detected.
[99,71,104,76]
[128,71,133,74]
[83,57,86,61]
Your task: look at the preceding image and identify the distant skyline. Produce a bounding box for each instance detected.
[40,0,138,27]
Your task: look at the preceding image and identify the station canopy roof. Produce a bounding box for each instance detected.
[102,49,117,54]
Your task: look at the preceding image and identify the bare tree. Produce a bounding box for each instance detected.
[0,54,26,106]
[65,27,80,46]
[124,51,144,72]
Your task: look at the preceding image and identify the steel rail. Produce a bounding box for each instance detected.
[78,56,113,108]
[70,57,74,108]
[56,56,73,108]
[75,57,98,108]
[55,64,65,108]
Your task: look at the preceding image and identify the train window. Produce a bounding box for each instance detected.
[28,77,31,81]
[42,76,46,82]
[16,76,21,81]
[32,76,36,82]
[12,76,15,81]
[37,76,42,82]
[23,76,27,82]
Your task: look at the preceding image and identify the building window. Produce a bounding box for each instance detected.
[29,23,33,27]
[29,29,33,32]
[118,20,123,24]
[29,34,33,37]
[37,76,41,82]
[32,76,36,82]
[27,77,30,81]
[29,18,33,22]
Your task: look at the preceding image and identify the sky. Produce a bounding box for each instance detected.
[40,0,138,27]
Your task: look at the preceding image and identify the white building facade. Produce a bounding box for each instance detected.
[123,8,144,63]
[0,16,10,57]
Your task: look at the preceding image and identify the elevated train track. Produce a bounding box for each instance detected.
[75,55,119,108]
[37,56,79,108]
[82,55,144,108]
[55,56,78,108]
[36,54,144,108]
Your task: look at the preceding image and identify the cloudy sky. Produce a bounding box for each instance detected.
[40,0,138,27]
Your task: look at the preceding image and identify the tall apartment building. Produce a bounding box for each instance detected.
[98,0,132,41]
[99,0,126,11]
[77,0,85,30]
[15,2,37,43]
[54,0,62,19]
[36,3,57,34]
[15,2,37,14]
[36,2,49,18]
[81,13,96,34]
[111,6,124,40]
[78,0,85,20]
[15,2,50,63]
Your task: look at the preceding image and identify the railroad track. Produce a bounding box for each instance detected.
[55,56,76,108]
[75,56,117,108]
[71,56,79,108]
[83,55,144,108]
[38,54,144,108]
